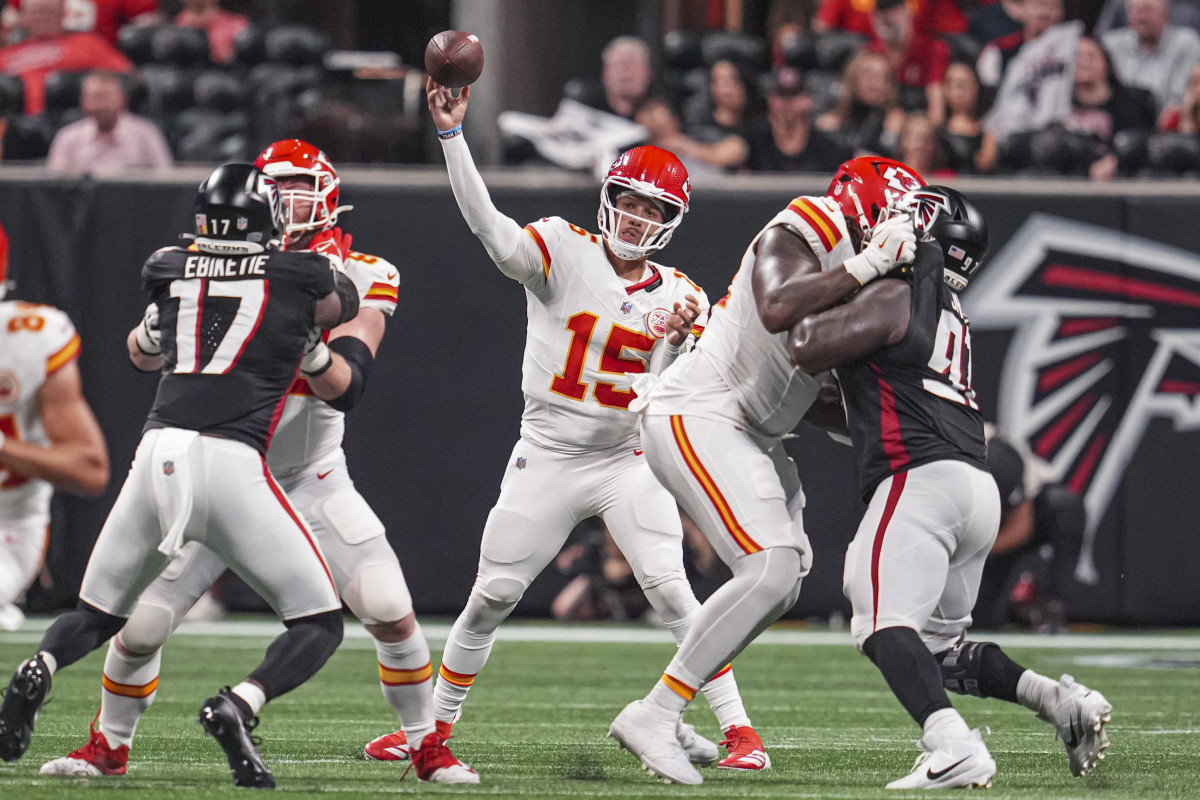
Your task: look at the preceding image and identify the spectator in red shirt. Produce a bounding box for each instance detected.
[866,0,951,124]
[175,0,249,66]
[0,0,132,115]
[814,0,966,37]
[3,0,160,47]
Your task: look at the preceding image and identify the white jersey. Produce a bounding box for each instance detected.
[0,301,81,524]
[266,250,399,475]
[637,195,856,439]
[517,216,708,453]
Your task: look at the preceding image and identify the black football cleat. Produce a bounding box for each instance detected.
[0,655,52,762]
[197,689,275,789]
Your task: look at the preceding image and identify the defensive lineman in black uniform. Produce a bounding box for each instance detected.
[791,186,1111,789]
[0,164,360,788]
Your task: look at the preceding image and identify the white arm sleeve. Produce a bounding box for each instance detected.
[648,339,684,375]
[440,134,545,286]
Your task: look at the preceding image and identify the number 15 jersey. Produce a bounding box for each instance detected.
[514,217,708,454]
[837,240,988,501]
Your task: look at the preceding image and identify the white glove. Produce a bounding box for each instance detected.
[135,302,161,355]
[842,213,917,286]
[300,328,332,376]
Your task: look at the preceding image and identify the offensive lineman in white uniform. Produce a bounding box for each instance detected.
[609,158,925,784]
[361,77,768,771]
[39,141,477,784]
[0,223,109,631]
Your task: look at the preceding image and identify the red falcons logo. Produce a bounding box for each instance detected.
[964,215,1200,582]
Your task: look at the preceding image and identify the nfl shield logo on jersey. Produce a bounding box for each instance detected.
[645,308,671,338]
[0,370,19,402]
[163,461,174,476]
[515,456,527,470]
[619,300,633,316]
[237,217,248,231]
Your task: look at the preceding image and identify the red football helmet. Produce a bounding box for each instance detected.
[254,139,352,236]
[825,157,925,239]
[598,146,690,261]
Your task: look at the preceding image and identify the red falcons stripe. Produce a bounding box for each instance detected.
[260,458,337,592]
[876,369,909,471]
[193,278,206,372]
[870,472,908,633]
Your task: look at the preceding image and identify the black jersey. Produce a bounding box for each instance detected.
[837,240,988,501]
[142,246,335,453]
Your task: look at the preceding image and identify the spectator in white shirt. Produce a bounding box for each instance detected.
[46,70,173,175]
[1102,0,1200,119]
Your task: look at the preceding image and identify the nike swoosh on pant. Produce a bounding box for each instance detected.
[317,470,334,480]
[926,756,970,780]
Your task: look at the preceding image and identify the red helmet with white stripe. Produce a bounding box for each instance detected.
[826,157,925,239]
[598,146,690,261]
[254,139,352,236]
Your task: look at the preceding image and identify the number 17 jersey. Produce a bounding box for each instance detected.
[141,246,336,454]
[836,240,988,501]
[518,217,707,454]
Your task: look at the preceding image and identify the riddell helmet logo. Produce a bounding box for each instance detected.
[964,214,1200,583]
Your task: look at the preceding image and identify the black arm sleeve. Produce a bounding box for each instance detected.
[326,336,374,413]
[332,271,360,326]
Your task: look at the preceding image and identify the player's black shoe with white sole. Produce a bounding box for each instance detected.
[198,688,275,789]
[0,655,52,762]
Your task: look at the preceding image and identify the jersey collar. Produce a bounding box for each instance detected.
[625,265,663,295]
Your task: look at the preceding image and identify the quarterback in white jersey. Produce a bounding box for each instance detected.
[40,141,476,784]
[0,227,109,632]
[610,157,924,784]
[360,77,766,773]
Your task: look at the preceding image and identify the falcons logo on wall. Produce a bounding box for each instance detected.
[964,214,1200,584]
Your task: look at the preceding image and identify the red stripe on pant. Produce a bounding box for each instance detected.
[870,472,907,633]
[261,458,338,593]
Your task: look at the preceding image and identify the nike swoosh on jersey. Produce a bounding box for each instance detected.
[387,272,397,280]
[317,469,335,480]
[926,756,970,780]
[634,450,643,456]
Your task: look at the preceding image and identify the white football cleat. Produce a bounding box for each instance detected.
[886,728,996,790]
[676,718,719,764]
[1039,674,1112,776]
[609,700,703,785]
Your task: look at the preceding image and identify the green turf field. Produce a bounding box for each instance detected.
[1,621,1197,798]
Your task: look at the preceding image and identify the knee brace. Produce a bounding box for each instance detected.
[642,578,699,641]
[475,574,526,608]
[733,547,803,616]
[116,600,178,656]
[342,561,413,626]
[935,638,999,698]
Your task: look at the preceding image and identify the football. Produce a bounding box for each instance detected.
[424,30,484,89]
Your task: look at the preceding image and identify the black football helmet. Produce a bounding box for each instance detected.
[191,163,285,254]
[893,185,988,291]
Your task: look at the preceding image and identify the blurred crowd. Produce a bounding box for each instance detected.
[2,0,1200,179]
[541,0,1200,180]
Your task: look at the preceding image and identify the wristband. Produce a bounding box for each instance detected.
[437,123,463,140]
[301,340,333,377]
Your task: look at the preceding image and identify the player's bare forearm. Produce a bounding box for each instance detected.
[305,355,353,401]
[752,226,861,333]
[126,327,163,372]
[789,280,909,373]
[990,500,1035,554]
[2,363,110,496]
